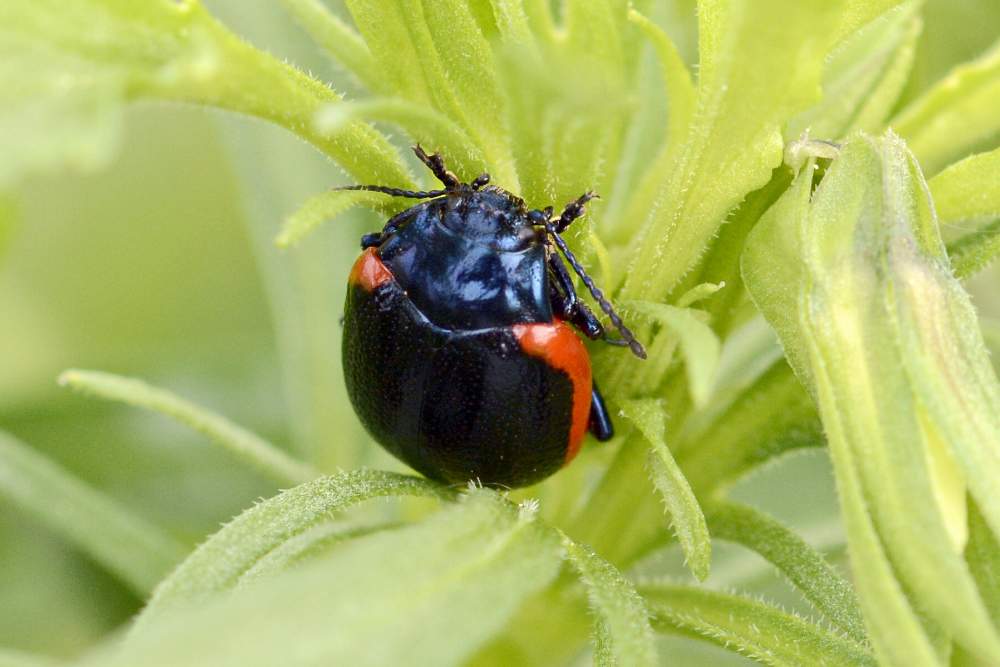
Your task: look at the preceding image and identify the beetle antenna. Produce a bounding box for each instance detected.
[413,144,462,189]
[332,184,448,199]
[544,222,647,359]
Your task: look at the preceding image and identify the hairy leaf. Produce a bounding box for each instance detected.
[620,0,860,301]
[930,147,1000,228]
[0,0,411,186]
[708,501,866,642]
[84,492,561,667]
[787,3,920,140]
[560,533,658,667]
[277,0,383,92]
[277,189,385,248]
[621,399,711,580]
[948,220,1000,279]
[894,39,1000,175]
[627,303,721,408]
[743,133,1000,663]
[138,470,453,621]
[641,582,875,667]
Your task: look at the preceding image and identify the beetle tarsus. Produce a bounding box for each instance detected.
[589,381,614,441]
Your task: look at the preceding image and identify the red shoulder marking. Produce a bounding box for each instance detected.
[348,247,393,291]
[511,321,592,464]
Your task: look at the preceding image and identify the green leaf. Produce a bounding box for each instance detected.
[627,302,721,408]
[82,491,562,667]
[0,430,186,595]
[967,499,1000,628]
[313,99,488,182]
[237,520,402,586]
[138,470,453,622]
[344,0,515,186]
[627,9,695,159]
[276,0,384,92]
[559,533,658,667]
[620,399,711,581]
[931,148,1000,277]
[668,168,792,338]
[948,220,1000,279]
[677,359,822,495]
[787,3,921,140]
[1,0,411,186]
[620,0,858,301]
[59,369,318,485]
[929,147,1000,228]
[640,582,875,667]
[893,39,1000,175]
[276,189,385,248]
[707,501,867,642]
[743,132,1000,663]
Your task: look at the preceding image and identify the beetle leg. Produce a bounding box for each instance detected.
[547,252,579,319]
[550,253,624,343]
[588,381,614,441]
[554,191,598,233]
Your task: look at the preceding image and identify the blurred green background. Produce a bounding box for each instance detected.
[1,0,998,662]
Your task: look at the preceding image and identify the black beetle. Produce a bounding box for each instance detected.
[341,146,645,488]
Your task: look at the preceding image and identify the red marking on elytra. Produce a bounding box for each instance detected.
[349,248,393,291]
[512,321,592,463]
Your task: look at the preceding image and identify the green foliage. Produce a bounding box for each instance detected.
[59,370,319,484]
[743,134,1000,663]
[83,491,563,667]
[621,399,711,581]
[2,0,1000,665]
[560,533,658,666]
[0,430,185,595]
[641,581,876,667]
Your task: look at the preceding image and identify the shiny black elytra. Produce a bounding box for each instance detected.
[341,146,645,488]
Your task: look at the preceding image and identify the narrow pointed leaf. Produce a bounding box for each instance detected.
[84,492,562,667]
[628,9,694,153]
[708,501,866,642]
[0,430,185,595]
[893,40,1000,175]
[59,369,318,485]
[313,99,488,182]
[787,4,920,141]
[948,220,1000,279]
[560,533,658,667]
[138,470,453,621]
[641,582,875,667]
[277,0,384,92]
[621,399,711,580]
[277,189,385,248]
[628,302,721,407]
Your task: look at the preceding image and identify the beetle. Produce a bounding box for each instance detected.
[341,146,645,488]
